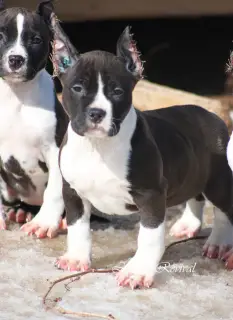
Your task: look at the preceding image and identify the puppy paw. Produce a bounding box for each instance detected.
[21,219,59,238]
[116,271,153,289]
[202,212,233,260]
[55,254,91,272]
[8,208,33,224]
[116,256,156,289]
[6,202,39,224]
[21,215,67,238]
[170,216,201,238]
[202,243,231,259]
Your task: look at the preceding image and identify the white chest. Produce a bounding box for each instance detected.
[0,71,56,203]
[0,71,56,149]
[61,113,137,215]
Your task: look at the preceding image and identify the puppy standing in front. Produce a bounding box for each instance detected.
[0,1,68,237]
[50,15,233,288]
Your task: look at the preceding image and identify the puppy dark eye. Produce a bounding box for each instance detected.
[72,84,84,93]
[32,36,42,45]
[113,87,124,96]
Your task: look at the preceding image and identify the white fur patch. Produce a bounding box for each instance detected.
[170,198,204,237]
[0,69,64,227]
[118,222,165,280]
[4,13,27,73]
[60,106,137,216]
[67,200,92,260]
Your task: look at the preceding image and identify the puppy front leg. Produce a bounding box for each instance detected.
[55,178,92,271]
[21,145,64,238]
[116,188,166,289]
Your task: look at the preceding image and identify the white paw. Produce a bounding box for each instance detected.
[56,215,92,271]
[116,255,156,289]
[170,198,203,238]
[20,209,60,238]
[55,252,91,272]
[170,215,201,238]
[116,222,165,289]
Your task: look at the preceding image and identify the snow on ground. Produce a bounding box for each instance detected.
[0,205,233,320]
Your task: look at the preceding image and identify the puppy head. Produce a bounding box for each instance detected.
[51,16,143,138]
[0,0,53,83]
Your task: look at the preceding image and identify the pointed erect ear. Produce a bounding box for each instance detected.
[36,0,54,24]
[49,12,79,81]
[116,26,144,81]
[226,51,233,74]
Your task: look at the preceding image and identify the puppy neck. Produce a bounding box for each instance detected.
[1,68,44,91]
[0,69,54,106]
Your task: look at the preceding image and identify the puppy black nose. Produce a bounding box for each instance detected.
[88,108,106,124]
[8,55,25,70]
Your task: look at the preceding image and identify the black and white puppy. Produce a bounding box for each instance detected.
[50,16,233,288]
[0,1,68,237]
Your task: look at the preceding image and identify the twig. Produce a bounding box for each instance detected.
[165,235,208,251]
[43,268,118,319]
[56,307,116,319]
[43,237,206,319]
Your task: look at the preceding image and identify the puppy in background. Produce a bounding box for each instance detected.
[0,0,68,237]
[49,14,233,289]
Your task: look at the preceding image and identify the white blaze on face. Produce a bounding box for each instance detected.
[5,13,27,72]
[87,73,112,136]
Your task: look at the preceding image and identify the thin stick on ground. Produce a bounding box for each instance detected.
[43,237,207,319]
[165,235,207,251]
[43,268,119,319]
[55,307,116,319]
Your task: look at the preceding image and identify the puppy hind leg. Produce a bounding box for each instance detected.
[170,194,204,238]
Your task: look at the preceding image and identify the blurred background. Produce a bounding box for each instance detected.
[4,0,233,97]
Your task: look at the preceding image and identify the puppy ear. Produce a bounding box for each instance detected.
[226,51,233,74]
[36,0,54,24]
[50,13,79,81]
[116,26,144,81]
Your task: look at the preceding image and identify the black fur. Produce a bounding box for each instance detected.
[128,106,233,227]
[62,177,84,225]
[61,51,135,136]
[0,6,52,80]
[1,156,36,197]
[51,21,233,281]
[54,92,69,146]
[51,22,233,230]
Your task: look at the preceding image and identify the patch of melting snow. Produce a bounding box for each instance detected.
[0,207,233,320]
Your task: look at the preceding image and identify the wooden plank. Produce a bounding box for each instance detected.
[5,0,233,21]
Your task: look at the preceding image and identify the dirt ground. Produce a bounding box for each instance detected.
[1,203,233,320]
